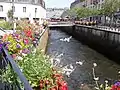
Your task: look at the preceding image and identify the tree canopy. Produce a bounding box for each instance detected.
[69,0,120,19]
[101,0,120,16]
[70,7,100,18]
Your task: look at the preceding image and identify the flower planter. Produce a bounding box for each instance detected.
[0,21,68,90]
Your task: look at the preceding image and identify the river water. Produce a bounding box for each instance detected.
[47,29,120,90]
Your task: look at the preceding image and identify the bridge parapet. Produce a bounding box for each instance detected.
[48,21,74,27]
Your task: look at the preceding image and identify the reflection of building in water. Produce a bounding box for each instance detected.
[0,0,46,23]
[46,8,68,19]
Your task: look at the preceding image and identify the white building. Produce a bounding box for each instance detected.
[0,0,46,24]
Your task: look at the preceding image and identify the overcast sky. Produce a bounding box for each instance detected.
[44,0,75,8]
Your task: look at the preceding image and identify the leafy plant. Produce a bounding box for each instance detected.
[17,50,53,87]
[0,21,13,30]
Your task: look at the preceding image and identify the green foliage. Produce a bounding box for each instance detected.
[2,50,52,88]
[0,21,13,30]
[71,7,100,18]
[90,9,101,16]
[80,0,85,2]
[66,8,77,18]
[101,0,120,16]
[17,50,52,87]
[0,21,28,30]
[69,0,120,19]
[16,25,22,30]
[72,7,87,18]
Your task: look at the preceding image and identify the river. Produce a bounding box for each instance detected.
[47,29,120,90]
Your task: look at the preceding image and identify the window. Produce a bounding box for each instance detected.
[0,5,3,12]
[12,6,15,12]
[35,8,37,13]
[23,7,26,12]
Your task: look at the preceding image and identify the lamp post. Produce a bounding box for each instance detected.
[12,0,16,32]
[35,8,37,23]
[12,0,14,21]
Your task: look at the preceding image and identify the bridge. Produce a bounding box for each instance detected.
[48,21,74,27]
[48,21,120,62]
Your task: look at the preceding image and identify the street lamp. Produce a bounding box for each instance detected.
[12,0,16,32]
[35,8,37,22]
[12,0,14,20]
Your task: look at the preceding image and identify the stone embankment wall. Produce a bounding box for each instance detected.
[50,25,120,63]
[38,29,49,54]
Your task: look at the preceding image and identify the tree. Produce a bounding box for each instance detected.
[101,0,119,15]
[101,0,120,26]
[80,0,85,2]
[90,9,101,16]
[71,7,99,20]
[73,7,90,18]
[7,10,13,21]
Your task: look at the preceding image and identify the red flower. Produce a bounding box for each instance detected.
[2,34,8,41]
[58,81,68,90]
[24,30,33,38]
[40,80,44,84]
[56,80,62,87]
[52,73,63,81]
[45,80,50,85]
[111,85,120,90]
[55,74,62,78]
[39,83,44,89]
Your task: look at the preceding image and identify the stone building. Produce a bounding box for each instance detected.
[70,0,105,9]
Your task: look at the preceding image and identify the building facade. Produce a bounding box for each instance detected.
[70,0,105,9]
[70,0,80,8]
[0,0,46,24]
[70,0,120,25]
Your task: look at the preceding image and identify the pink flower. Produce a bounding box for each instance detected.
[12,54,17,59]
[24,39,29,44]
